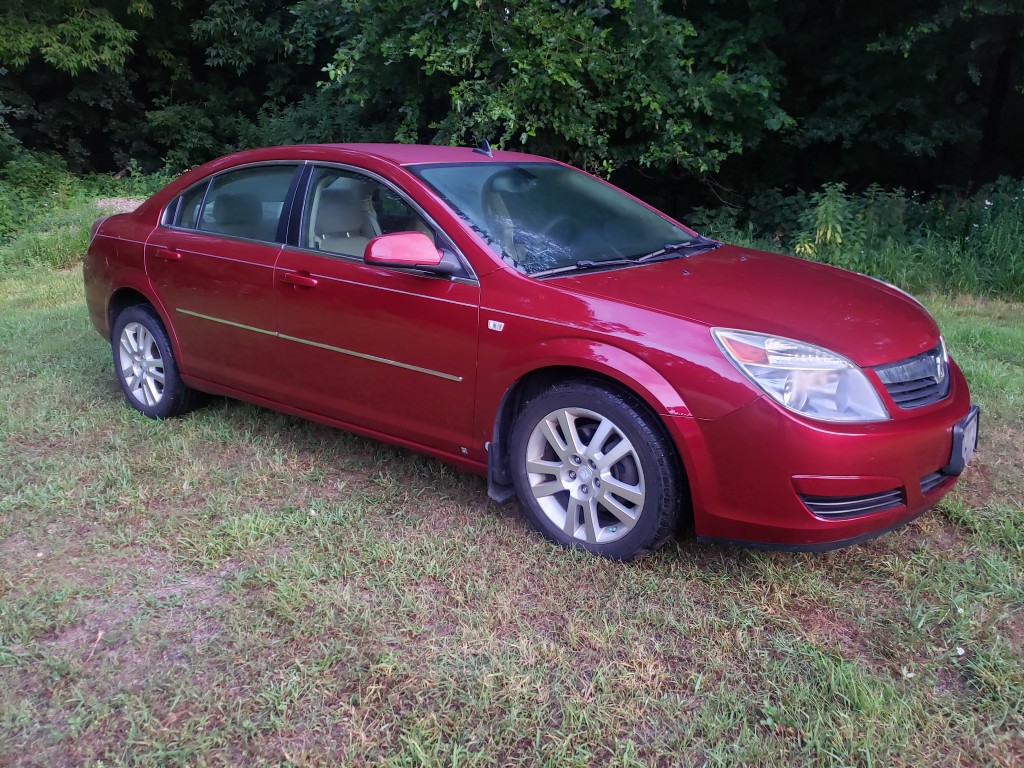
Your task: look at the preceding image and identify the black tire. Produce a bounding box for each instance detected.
[510,381,682,560]
[111,304,201,419]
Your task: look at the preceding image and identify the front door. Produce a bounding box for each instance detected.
[273,166,480,454]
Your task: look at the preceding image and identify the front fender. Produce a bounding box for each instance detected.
[477,336,695,502]
[483,336,694,434]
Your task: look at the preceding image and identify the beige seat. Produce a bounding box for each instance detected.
[411,215,436,243]
[208,193,265,238]
[313,188,371,257]
[484,187,527,263]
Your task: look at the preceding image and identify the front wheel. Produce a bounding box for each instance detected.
[112,305,201,419]
[510,382,682,560]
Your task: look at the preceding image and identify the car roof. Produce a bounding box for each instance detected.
[296,143,555,167]
[135,143,564,224]
[206,145,557,172]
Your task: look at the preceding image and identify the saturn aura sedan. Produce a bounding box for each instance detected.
[84,143,979,559]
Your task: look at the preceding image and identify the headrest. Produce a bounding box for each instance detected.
[315,188,365,234]
[487,168,537,195]
[327,177,371,197]
[211,193,263,225]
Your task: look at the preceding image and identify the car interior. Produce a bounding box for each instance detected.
[208,193,271,239]
[169,165,457,271]
[304,172,435,258]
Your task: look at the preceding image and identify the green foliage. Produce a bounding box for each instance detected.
[793,183,853,260]
[3,0,1022,188]
[690,178,1024,300]
[0,1,151,75]
[0,203,95,271]
[0,153,77,243]
[0,102,20,165]
[191,0,284,72]
[1,0,1022,293]
[0,151,169,270]
[315,0,791,174]
[144,104,226,172]
[236,90,396,149]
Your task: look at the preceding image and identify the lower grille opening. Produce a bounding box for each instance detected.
[920,470,952,495]
[800,488,905,519]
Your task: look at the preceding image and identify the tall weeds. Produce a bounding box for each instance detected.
[691,178,1024,300]
[0,152,171,270]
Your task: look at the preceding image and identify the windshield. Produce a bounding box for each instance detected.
[413,162,699,275]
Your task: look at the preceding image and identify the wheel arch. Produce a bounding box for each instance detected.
[106,284,189,375]
[486,360,692,526]
[107,287,156,336]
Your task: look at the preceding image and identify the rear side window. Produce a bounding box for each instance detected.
[170,164,298,243]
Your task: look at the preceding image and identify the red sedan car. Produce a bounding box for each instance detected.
[84,144,979,559]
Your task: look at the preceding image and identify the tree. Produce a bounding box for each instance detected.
[0,0,148,75]
[1,0,1021,193]
[309,0,791,175]
[720,0,1024,192]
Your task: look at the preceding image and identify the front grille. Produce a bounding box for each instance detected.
[800,488,905,519]
[920,470,951,495]
[875,346,950,409]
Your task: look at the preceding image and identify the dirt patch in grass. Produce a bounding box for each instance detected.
[954,421,1024,508]
[94,198,144,214]
[785,600,879,662]
[0,532,33,562]
[916,513,973,554]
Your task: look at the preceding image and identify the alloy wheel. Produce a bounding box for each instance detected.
[524,407,646,544]
[118,321,166,407]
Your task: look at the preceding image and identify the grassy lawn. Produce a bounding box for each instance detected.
[1,267,1022,767]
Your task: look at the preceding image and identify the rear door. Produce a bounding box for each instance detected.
[273,165,480,454]
[146,163,300,397]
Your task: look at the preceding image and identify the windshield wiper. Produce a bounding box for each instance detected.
[635,236,722,263]
[530,236,723,278]
[531,257,639,278]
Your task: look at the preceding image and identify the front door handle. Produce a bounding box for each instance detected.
[281,270,318,288]
[155,248,181,261]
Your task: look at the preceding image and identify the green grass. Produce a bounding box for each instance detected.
[1,270,1022,767]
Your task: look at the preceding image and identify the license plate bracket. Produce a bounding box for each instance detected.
[942,405,980,476]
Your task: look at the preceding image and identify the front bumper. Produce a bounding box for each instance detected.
[665,361,974,550]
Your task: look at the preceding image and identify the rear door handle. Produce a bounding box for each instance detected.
[281,271,318,288]
[155,248,182,261]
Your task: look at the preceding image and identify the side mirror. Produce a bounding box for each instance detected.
[364,232,454,275]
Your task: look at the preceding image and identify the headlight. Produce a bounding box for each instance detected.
[712,329,890,423]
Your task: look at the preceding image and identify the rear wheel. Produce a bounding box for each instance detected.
[112,305,201,419]
[510,382,682,560]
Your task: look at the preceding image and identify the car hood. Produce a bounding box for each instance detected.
[551,244,940,367]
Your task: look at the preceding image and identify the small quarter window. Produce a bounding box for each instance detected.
[174,182,209,229]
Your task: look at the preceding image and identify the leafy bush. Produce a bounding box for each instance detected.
[0,151,169,270]
[0,202,96,271]
[0,152,75,242]
[689,178,1024,300]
